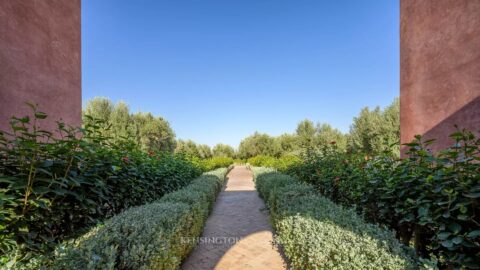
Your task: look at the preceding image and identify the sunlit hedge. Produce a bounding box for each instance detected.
[200,156,234,171]
[12,168,228,270]
[247,155,300,172]
[252,167,436,270]
[287,129,480,269]
[0,105,202,264]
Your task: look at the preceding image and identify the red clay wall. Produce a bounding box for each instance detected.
[400,0,480,154]
[0,0,81,133]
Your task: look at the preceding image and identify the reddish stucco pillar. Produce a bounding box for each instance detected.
[400,0,480,155]
[0,0,81,133]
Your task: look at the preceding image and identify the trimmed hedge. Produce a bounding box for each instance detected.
[12,168,229,270]
[252,167,437,270]
[0,108,202,259]
[247,155,301,172]
[200,156,234,171]
[286,130,480,268]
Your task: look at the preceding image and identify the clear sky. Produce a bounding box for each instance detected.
[82,0,399,148]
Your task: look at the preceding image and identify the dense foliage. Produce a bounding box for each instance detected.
[348,97,400,156]
[175,140,235,160]
[287,129,480,269]
[237,98,399,159]
[247,155,301,172]
[238,132,281,159]
[83,98,176,152]
[252,167,434,269]
[212,144,235,158]
[10,168,229,270]
[0,105,201,264]
[200,157,235,171]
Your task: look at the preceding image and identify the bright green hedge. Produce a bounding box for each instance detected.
[0,107,202,259]
[247,155,300,172]
[12,168,229,270]
[200,156,234,171]
[252,167,437,270]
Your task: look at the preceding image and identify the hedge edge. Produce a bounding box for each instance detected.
[251,167,438,270]
[12,167,232,270]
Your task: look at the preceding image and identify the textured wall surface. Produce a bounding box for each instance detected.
[400,0,480,154]
[0,0,81,133]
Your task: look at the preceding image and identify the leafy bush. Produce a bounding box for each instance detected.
[200,156,234,171]
[287,129,480,269]
[247,155,300,172]
[9,168,228,270]
[83,97,177,152]
[0,105,201,260]
[233,159,245,165]
[252,167,436,270]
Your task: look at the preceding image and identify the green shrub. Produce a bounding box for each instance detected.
[0,105,201,260]
[10,168,228,270]
[247,155,277,168]
[233,159,245,165]
[200,156,234,171]
[252,167,436,270]
[287,129,480,268]
[247,155,300,172]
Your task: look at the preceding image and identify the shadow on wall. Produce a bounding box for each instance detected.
[402,96,480,155]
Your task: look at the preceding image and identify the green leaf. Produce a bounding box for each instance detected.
[418,207,428,217]
[448,223,461,234]
[451,236,463,245]
[463,192,480,198]
[40,160,54,168]
[467,230,480,238]
[441,240,453,248]
[35,112,48,119]
[437,231,451,240]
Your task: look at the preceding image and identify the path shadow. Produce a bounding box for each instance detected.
[180,169,289,269]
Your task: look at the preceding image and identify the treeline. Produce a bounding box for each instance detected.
[84,97,399,159]
[83,98,236,159]
[238,98,400,158]
[175,140,235,159]
[83,97,176,152]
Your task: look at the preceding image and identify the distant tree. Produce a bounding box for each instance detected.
[316,123,347,151]
[238,132,280,159]
[83,97,114,122]
[379,98,400,155]
[110,101,134,140]
[83,97,176,152]
[212,144,235,158]
[197,144,213,159]
[296,119,316,149]
[132,113,176,152]
[175,140,200,157]
[348,98,399,156]
[276,134,300,156]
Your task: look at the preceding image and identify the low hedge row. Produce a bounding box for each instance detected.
[287,130,480,268]
[0,108,202,258]
[12,168,229,270]
[247,155,301,172]
[252,167,437,270]
[200,156,235,171]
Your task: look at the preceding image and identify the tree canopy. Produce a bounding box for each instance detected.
[83,97,176,152]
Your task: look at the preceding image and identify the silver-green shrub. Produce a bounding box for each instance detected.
[252,167,437,270]
[12,168,227,270]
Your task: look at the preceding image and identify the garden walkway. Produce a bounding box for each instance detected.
[181,166,286,270]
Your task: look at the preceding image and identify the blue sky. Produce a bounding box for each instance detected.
[82,0,399,147]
